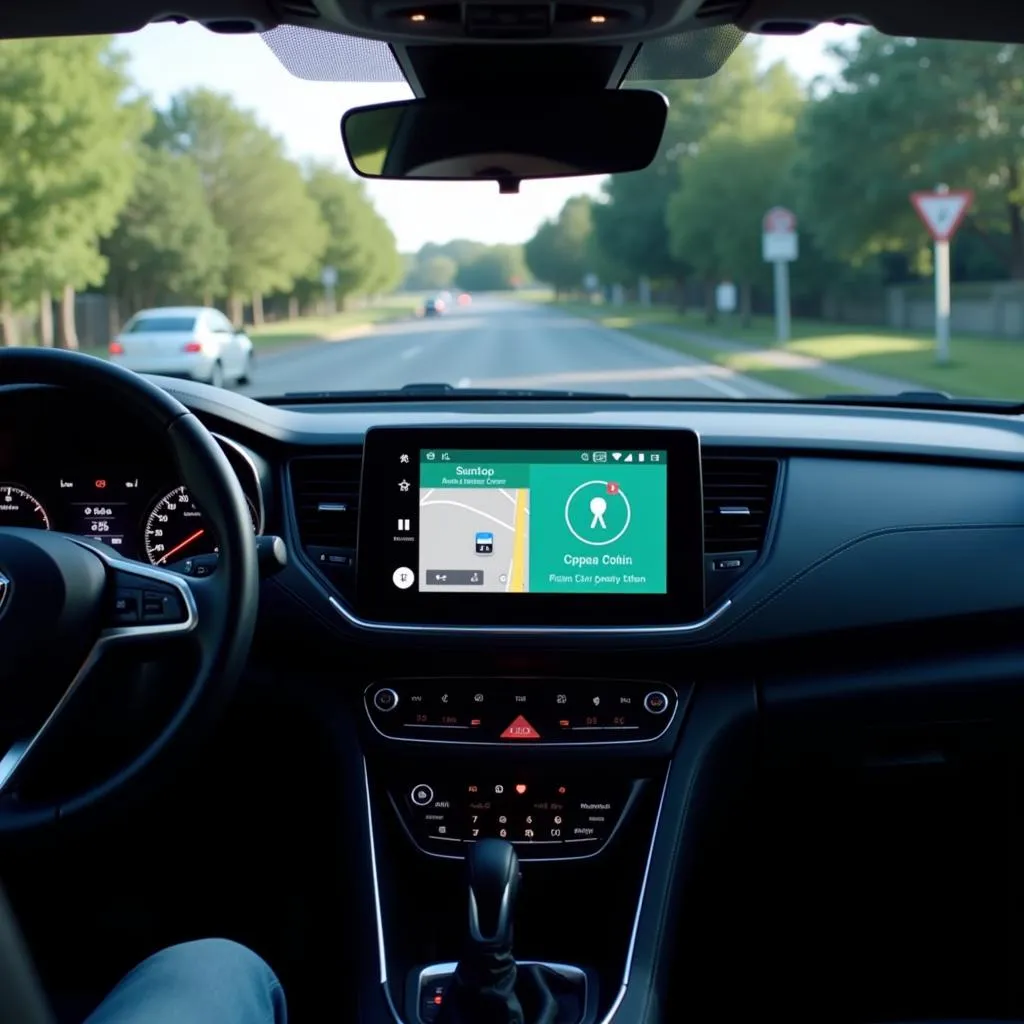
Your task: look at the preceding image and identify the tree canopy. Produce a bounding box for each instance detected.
[0,40,405,345]
[525,33,1024,313]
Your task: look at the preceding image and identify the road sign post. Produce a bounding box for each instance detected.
[762,207,798,343]
[909,186,973,365]
[321,265,338,314]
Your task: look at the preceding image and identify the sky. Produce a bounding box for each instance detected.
[119,21,861,252]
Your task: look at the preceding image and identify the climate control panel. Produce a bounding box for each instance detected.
[364,678,679,745]
[388,773,640,859]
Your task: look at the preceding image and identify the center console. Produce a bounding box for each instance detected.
[354,426,707,1024]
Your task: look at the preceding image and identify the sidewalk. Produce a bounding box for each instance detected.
[638,322,927,396]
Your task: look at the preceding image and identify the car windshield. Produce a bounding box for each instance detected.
[126,317,197,333]
[2,26,1023,404]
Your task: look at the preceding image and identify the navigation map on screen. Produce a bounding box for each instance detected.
[418,448,668,594]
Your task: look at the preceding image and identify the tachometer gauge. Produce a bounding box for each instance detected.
[0,484,51,529]
[143,485,258,566]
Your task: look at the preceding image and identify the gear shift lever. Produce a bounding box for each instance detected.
[437,838,526,1024]
[468,837,520,951]
[434,839,575,1024]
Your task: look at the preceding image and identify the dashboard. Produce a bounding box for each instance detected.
[4,376,1024,651]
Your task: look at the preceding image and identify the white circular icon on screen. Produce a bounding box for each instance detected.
[564,480,631,546]
[392,567,414,589]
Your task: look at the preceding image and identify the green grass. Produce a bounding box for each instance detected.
[548,299,1024,401]
[624,326,864,397]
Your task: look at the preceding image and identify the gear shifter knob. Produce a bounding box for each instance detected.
[436,839,526,1024]
[468,838,520,950]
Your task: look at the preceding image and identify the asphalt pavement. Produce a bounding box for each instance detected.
[240,296,791,399]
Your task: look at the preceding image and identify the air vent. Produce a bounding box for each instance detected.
[702,456,779,554]
[290,454,361,548]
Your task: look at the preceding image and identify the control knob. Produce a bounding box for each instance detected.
[373,687,399,712]
[643,691,669,715]
[411,784,434,807]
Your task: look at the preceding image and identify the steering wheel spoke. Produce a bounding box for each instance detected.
[0,544,200,801]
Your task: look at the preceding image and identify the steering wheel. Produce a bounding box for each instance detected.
[0,349,259,833]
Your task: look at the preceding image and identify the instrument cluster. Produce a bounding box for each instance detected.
[0,437,262,568]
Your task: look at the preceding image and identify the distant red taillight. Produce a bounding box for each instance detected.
[108,341,124,355]
[182,341,202,353]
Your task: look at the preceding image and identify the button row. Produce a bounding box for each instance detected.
[366,680,677,744]
[112,585,186,626]
[396,778,630,855]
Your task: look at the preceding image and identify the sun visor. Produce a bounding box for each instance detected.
[261,24,406,80]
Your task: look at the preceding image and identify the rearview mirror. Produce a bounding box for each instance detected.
[340,91,668,193]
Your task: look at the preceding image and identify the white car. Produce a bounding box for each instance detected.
[108,306,254,388]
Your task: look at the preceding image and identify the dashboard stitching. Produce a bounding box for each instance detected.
[702,521,1024,642]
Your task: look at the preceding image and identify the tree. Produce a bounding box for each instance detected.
[590,46,770,290]
[411,255,458,291]
[795,33,1024,277]
[361,212,404,297]
[457,245,526,291]
[666,59,804,321]
[151,89,327,323]
[103,147,228,317]
[524,196,593,296]
[300,163,401,308]
[0,37,149,346]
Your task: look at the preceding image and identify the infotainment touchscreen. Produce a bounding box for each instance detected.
[417,448,668,595]
[355,427,704,627]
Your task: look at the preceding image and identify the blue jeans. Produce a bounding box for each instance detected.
[83,939,287,1024]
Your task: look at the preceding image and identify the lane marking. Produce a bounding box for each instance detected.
[400,345,422,360]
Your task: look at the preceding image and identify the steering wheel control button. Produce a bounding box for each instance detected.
[373,687,399,712]
[141,589,186,624]
[392,566,415,589]
[644,691,669,715]
[411,784,434,807]
[113,590,141,624]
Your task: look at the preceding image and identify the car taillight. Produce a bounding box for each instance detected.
[183,341,202,353]
[108,341,124,355]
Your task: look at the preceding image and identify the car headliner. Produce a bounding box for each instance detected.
[0,1,1018,98]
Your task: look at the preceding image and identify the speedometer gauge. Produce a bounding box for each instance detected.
[143,485,258,566]
[0,485,51,529]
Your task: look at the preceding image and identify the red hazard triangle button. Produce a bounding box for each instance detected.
[500,715,540,740]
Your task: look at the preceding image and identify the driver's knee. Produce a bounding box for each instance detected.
[84,938,286,1024]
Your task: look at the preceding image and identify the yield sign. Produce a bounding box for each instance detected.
[910,189,974,242]
[500,714,540,740]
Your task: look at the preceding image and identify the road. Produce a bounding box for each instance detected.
[418,486,527,593]
[240,296,789,399]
